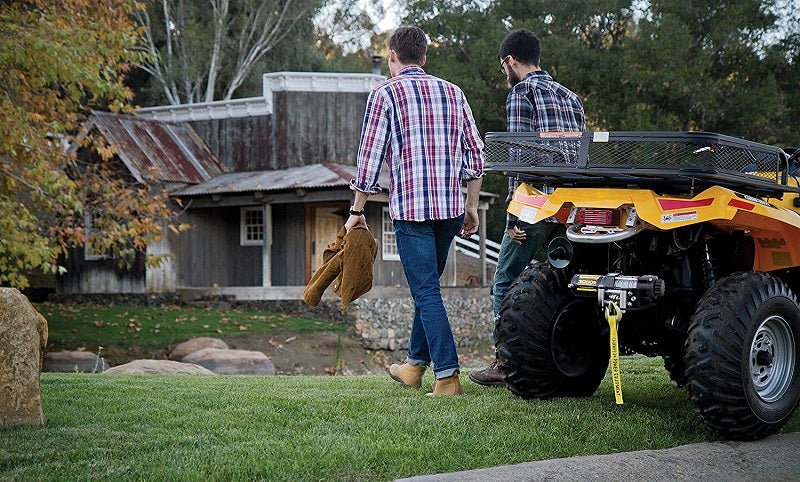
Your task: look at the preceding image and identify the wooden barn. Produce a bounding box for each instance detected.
[58,72,496,300]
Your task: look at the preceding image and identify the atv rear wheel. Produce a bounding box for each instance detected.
[685,271,800,440]
[662,353,687,387]
[496,263,609,399]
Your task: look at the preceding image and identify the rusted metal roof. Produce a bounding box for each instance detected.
[174,163,389,196]
[88,111,225,184]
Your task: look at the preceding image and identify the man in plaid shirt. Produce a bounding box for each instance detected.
[346,26,484,396]
[470,28,585,387]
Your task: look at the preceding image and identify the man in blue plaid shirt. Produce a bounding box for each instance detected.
[470,28,585,387]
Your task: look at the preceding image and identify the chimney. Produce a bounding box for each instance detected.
[371,54,383,75]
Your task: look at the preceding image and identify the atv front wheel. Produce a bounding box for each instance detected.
[685,271,800,440]
[496,263,609,399]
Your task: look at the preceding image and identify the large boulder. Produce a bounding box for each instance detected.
[182,348,276,375]
[103,359,216,375]
[0,288,47,428]
[42,350,109,373]
[170,337,229,360]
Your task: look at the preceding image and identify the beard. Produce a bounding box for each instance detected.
[507,69,523,88]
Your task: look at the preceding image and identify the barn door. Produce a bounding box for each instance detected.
[309,205,346,279]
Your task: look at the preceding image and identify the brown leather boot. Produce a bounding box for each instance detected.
[468,358,506,387]
[389,362,426,388]
[427,373,463,396]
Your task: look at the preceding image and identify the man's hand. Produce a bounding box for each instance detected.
[507,225,526,245]
[460,208,479,238]
[345,214,367,232]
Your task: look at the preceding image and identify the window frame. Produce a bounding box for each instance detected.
[240,207,265,246]
[381,207,400,261]
[84,210,112,261]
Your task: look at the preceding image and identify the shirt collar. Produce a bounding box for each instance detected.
[523,70,552,81]
[396,65,426,76]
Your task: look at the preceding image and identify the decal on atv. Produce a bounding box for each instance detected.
[661,211,698,223]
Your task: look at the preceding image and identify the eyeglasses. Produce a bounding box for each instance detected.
[499,55,511,74]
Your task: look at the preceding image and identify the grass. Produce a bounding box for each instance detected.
[2,357,798,481]
[36,302,344,351]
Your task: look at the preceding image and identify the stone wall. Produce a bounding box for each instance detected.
[227,287,494,351]
[347,288,495,350]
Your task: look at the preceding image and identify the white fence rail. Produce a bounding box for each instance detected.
[454,234,500,265]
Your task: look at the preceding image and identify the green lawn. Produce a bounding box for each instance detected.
[37,302,343,351]
[2,357,798,481]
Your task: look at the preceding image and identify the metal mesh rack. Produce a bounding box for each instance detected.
[484,131,795,198]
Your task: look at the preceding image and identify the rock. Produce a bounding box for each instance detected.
[0,288,47,428]
[182,348,276,375]
[103,359,216,375]
[170,337,229,360]
[42,350,109,373]
[35,311,48,371]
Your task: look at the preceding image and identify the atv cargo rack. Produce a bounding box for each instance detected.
[485,131,798,198]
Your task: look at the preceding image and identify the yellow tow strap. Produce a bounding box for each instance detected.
[604,301,624,405]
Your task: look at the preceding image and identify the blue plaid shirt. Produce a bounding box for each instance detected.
[350,66,485,221]
[505,70,585,227]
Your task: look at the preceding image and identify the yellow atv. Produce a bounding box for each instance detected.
[485,131,800,440]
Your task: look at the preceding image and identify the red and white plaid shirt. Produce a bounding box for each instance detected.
[350,66,484,221]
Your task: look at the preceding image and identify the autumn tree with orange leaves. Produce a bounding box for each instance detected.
[0,0,187,289]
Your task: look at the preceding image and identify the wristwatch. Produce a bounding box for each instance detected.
[349,206,365,216]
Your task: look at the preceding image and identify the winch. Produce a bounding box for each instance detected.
[569,273,666,311]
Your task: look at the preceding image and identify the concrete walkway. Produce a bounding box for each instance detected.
[397,431,800,482]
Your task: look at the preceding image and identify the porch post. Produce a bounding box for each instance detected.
[262,203,272,287]
[479,205,487,287]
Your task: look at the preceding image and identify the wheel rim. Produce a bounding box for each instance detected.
[551,301,599,377]
[750,315,796,403]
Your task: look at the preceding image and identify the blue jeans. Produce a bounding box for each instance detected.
[491,222,565,340]
[394,215,464,379]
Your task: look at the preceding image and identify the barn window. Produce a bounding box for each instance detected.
[240,207,264,246]
[84,211,112,260]
[381,207,399,261]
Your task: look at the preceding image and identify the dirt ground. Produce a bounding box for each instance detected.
[223,330,497,376]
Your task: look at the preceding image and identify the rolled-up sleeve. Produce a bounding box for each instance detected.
[460,92,485,182]
[351,89,389,195]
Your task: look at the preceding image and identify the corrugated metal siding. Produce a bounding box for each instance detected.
[90,111,225,184]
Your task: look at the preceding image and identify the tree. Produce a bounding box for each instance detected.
[134,0,326,104]
[403,0,637,238]
[403,0,800,239]
[611,0,788,140]
[0,0,185,289]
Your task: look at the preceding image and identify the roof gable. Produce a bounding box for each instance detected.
[88,111,225,184]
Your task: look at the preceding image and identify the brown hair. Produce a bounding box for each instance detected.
[389,26,428,65]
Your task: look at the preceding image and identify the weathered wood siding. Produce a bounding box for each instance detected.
[270,203,306,285]
[186,91,367,173]
[146,236,177,292]
[362,204,405,287]
[272,91,367,168]
[57,249,145,294]
[188,115,272,172]
[172,204,307,287]
[173,207,261,287]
